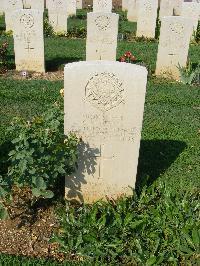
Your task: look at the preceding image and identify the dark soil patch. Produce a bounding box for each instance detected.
[0,187,64,261]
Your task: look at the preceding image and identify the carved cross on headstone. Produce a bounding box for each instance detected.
[168,53,176,65]
[93,144,115,179]
[25,41,34,52]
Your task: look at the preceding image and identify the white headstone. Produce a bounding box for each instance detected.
[122,0,129,11]
[136,0,158,38]
[156,16,193,80]
[47,0,68,33]
[77,0,83,9]
[127,0,138,22]
[93,0,112,13]
[0,0,4,15]
[64,61,148,203]
[22,0,44,11]
[159,0,173,19]
[173,0,183,15]
[13,9,45,72]
[181,2,200,34]
[86,12,119,61]
[67,0,76,16]
[5,0,23,31]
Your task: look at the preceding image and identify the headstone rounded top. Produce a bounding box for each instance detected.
[64,60,148,75]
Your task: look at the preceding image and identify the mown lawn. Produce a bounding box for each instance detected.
[0,9,200,265]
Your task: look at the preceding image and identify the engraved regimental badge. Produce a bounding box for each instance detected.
[85,72,124,112]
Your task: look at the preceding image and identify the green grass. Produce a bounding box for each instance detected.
[0,10,200,265]
[0,253,91,266]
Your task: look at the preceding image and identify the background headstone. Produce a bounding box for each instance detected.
[77,0,83,9]
[93,0,112,13]
[159,0,173,19]
[136,0,158,38]
[5,0,23,31]
[13,9,45,72]
[127,0,138,22]
[23,0,44,11]
[47,0,68,33]
[67,0,77,16]
[122,0,129,11]
[0,0,4,15]
[173,0,183,16]
[181,2,200,35]
[64,61,148,203]
[156,16,193,80]
[86,12,119,60]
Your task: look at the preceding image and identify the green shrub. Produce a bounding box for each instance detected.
[0,30,13,37]
[178,60,200,85]
[44,17,54,37]
[0,97,79,219]
[67,26,86,39]
[155,18,161,40]
[0,41,9,73]
[194,21,200,43]
[52,181,200,265]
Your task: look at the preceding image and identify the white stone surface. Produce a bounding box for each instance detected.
[67,0,76,16]
[77,0,82,9]
[22,0,44,11]
[173,0,183,15]
[13,9,45,72]
[159,0,173,19]
[64,61,148,203]
[122,0,129,11]
[47,0,68,32]
[86,12,119,61]
[181,2,200,34]
[156,16,193,80]
[127,0,138,22]
[93,0,112,13]
[136,0,158,38]
[5,0,23,31]
[0,0,4,15]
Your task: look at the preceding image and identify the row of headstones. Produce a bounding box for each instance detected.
[126,0,200,20]
[126,0,200,38]
[0,0,76,32]
[3,0,199,80]
[0,2,198,202]
[0,5,150,204]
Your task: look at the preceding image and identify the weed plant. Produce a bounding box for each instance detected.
[53,181,200,265]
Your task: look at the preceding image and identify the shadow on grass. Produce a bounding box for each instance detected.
[6,55,15,70]
[46,56,83,71]
[136,139,186,193]
[0,141,13,176]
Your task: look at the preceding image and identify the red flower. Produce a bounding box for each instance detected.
[130,55,136,61]
[124,51,132,58]
[120,56,126,62]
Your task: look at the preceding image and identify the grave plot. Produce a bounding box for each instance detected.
[0,3,199,265]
